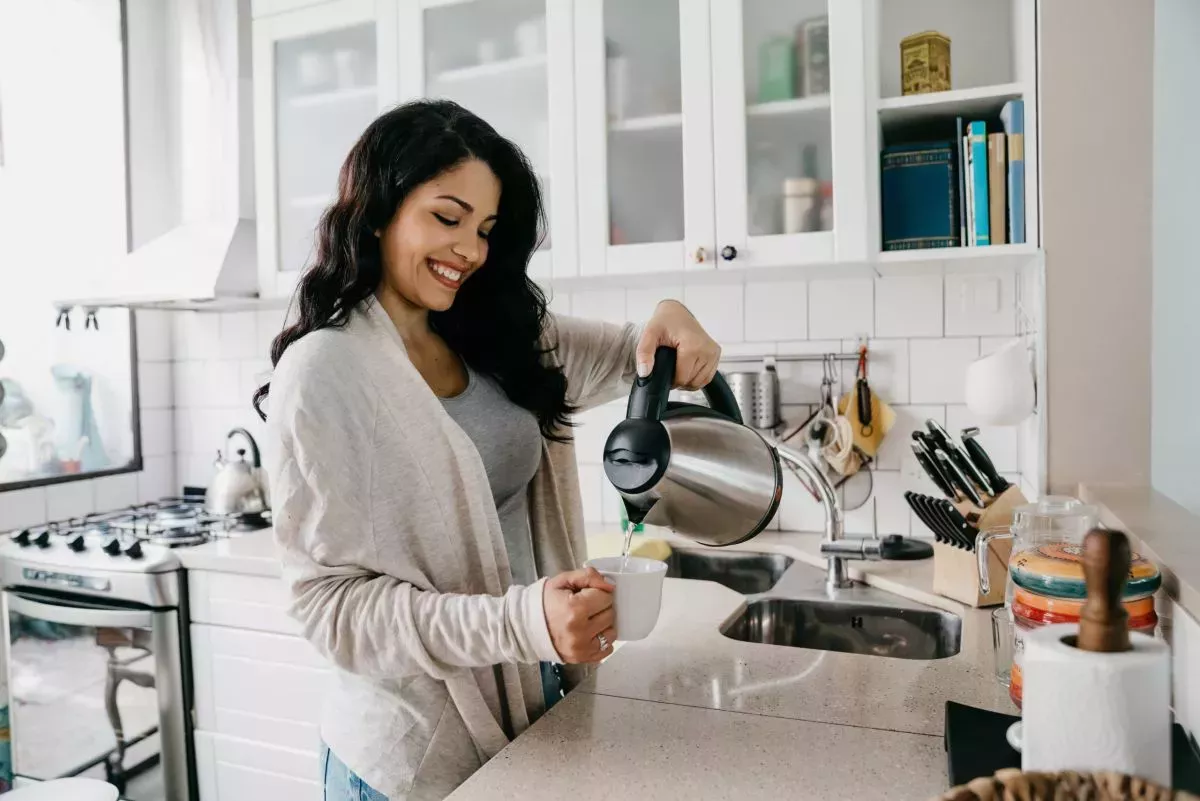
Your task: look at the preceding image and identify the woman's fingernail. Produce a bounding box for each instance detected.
[637,361,651,378]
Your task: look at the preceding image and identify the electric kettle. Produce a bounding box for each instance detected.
[602,346,783,547]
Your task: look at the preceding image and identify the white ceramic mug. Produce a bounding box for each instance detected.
[584,556,667,641]
[964,338,1036,425]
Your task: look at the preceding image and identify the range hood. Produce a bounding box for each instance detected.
[64,0,266,311]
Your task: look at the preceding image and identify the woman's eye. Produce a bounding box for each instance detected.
[479,229,491,241]
[432,212,458,227]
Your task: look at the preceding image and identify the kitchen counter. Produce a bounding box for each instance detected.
[449,531,1014,800]
[176,527,281,577]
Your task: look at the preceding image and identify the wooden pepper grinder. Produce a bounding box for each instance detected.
[1077,527,1132,653]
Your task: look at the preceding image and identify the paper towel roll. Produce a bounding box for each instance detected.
[1022,622,1171,784]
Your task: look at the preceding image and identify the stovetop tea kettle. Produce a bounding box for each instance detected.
[602,346,783,547]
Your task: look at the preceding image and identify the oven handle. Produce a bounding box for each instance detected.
[5,590,153,629]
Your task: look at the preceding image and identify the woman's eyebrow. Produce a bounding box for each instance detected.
[436,195,473,212]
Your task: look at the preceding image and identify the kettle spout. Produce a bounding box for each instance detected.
[621,496,655,526]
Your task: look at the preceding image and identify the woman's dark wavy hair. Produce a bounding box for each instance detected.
[253,99,573,440]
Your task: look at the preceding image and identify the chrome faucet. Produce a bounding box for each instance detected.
[771,435,885,593]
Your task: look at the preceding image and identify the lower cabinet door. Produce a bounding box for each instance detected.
[195,731,321,801]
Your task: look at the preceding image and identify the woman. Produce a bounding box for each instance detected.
[256,100,720,801]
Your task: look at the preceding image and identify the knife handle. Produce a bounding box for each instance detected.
[910,442,956,499]
[936,450,984,508]
[927,419,994,497]
[961,428,1009,493]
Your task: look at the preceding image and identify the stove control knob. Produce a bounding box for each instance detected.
[102,538,122,556]
[67,535,86,552]
[10,529,31,547]
[32,530,51,548]
[124,541,144,560]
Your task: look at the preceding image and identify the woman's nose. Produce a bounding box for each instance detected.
[452,233,481,266]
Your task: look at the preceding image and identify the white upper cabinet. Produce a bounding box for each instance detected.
[253,0,398,297]
[397,0,578,280]
[710,0,869,268]
[574,0,716,276]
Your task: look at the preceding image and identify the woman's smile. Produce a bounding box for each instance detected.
[427,257,467,290]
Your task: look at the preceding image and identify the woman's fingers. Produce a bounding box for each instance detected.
[548,566,614,594]
[587,605,615,634]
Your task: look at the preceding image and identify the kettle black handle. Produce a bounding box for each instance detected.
[227,427,262,467]
[627,346,743,425]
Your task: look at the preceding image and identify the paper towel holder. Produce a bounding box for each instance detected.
[1075,528,1132,654]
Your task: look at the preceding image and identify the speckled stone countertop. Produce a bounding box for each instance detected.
[448,531,1015,800]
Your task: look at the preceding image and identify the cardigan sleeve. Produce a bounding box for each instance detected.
[545,313,641,412]
[266,338,562,680]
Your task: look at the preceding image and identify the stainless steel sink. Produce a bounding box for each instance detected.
[664,548,794,595]
[721,597,962,660]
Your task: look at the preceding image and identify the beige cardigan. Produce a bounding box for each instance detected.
[265,298,639,799]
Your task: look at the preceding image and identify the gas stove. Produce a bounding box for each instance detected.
[1,494,270,576]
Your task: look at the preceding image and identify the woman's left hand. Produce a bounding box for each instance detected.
[635,300,722,390]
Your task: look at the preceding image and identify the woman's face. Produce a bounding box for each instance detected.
[377,158,501,312]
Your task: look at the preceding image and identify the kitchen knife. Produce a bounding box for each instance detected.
[910,440,957,500]
[905,491,946,546]
[960,427,1009,494]
[911,432,959,499]
[933,498,982,552]
[926,419,995,497]
[935,449,985,508]
[915,492,967,549]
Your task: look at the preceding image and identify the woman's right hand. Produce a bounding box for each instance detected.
[543,567,616,664]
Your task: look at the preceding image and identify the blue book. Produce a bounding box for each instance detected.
[967,121,991,246]
[880,141,959,251]
[1000,100,1026,244]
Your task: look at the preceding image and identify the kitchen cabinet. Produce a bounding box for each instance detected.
[252,0,399,298]
[194,732,321,801]
[394,0,578,281]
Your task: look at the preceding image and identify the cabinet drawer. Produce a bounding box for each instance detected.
[188,570,300,635]
[195,731,321,801]
[192,623,330,751]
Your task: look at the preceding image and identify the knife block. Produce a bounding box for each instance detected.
[932,485,1027,608]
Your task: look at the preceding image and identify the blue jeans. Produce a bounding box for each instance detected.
[321,743,388,801]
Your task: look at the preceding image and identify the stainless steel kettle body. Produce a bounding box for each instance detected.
[603,347,782,547]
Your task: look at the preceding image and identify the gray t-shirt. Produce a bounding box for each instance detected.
[441,365,542,585]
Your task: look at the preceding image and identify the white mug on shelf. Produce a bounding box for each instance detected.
[965,338,1036,425]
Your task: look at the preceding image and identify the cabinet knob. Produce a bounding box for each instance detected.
[720,245,738,261]
[693,247,706,264]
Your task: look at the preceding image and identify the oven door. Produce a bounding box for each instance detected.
[1,589,192,800]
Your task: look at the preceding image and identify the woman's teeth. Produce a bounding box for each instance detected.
[429,260,463,285]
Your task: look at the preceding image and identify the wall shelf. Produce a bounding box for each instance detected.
[876,82,1027,127]
[431,54,546,84]
[287,85,376,110]
[746,95,830,118]
[608,113,683,133]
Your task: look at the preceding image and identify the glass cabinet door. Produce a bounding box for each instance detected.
[575,0,715,276]
[710,0,865,267]
[416,0,575,280]
[254,0,385,298]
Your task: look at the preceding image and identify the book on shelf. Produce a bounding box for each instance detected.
[1000,99,1026,244]
[955,116,967,246]
[988,133,1007,245]
[967,121,991,246]
[880,141,959,251]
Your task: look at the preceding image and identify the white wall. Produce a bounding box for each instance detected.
[1151,0,1200,515]
[166,271,1032,537]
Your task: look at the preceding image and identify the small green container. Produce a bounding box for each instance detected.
[757,37,796,102]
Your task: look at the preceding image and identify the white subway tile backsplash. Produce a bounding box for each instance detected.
[572,290,627,326]
[547,291,571,317]
[572,401,625,466]
[627,285,682,323]
[844,471,910,536]
[875,275,943,337]
[0,488,47,530]
[774,340,845,404]
[172,361,204,408]
[220,312,260,360]
[45,481,94,520]
[910,338,979,404]
[178,453,213,489]
[945,405,1018,473]
[135,310,174,362]
[744,281,807,342]
[808,278,873,340]
[256,308,288,348]
[141,408,174,458]
[93,473,138,509]
[138,456,175,502]
[183,313,221,360]
[138,362,173,410]
[876,404,946,472]
[981,336,1020,357]
[775,468,830,532]
[684,283,744,343]
[239,360,272,413]
[944,271,1016,337]
[600,479,623,526]
[206,360,243,409]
